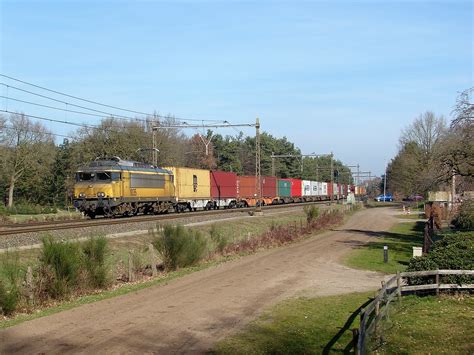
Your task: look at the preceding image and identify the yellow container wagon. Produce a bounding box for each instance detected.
[164,167,212,211]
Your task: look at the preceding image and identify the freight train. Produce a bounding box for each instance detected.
[73,157,363,218]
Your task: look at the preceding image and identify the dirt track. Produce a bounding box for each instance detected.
[1,207,398,354]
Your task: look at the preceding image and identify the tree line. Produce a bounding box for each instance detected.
[386,88,473,198]
[0,115,351,208]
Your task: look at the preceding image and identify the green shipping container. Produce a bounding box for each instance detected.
[278,179,291,197]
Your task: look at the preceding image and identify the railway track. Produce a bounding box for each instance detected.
[0,201,330,236]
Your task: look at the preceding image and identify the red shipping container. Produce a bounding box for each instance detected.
[237,176,257,198]
[261,176,277,198]
[327,182,333,196]
[237,175,277,199]
[289,178,302,197]
[210,171,237,199]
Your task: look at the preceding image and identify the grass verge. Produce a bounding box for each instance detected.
[213,292,374,354]
[379,295,474,354]
[344,221,424,273]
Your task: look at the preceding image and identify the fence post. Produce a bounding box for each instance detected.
[358,308,365,355]
[128,250,135,282]
[26,266,34,304]
[148,243,158,277]
[396,271,402,305]
[374,293,380,338]
[435,271,440,296]
[352,328,359,355]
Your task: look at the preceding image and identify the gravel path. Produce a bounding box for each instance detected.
[1,207,398,354]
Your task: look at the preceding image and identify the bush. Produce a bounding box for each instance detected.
[452,200,474,230]
[152,225,209,271]
[0,205,11,216]
[82,236,110,288]
[40,237,82,298]
[209,224,229,253]
[0,252,22,315]
[0,280,19,315]
[304,205,319,224]
[7,203,58,215]
[407,232,474,285]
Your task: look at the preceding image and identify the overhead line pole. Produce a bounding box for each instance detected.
[330,152,334,205]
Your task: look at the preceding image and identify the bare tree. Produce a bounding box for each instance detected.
[452,87,474,128]
[438,88,474,178]
[399,111,447,156]
[0,113,54,207]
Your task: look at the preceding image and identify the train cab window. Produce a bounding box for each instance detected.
[97,172,112,181]
[111,172,121,181]
[76,172,94,182]
[193,175,198,192]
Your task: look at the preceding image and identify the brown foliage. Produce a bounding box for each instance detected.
[222,209,344,255]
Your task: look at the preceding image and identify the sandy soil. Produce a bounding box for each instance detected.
[1,207,398,354]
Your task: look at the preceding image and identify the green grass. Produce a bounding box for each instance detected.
[214,292,374,354]
[379,295,474,354]
[394,213,426,220]
[344,222,424,274]
[214,292,474,354]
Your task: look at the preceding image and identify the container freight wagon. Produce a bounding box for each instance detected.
[277,178,292,203]
[164,167,212,211]
[310,181,319,199]
[302,180,312,199]
[319,182,328,198]
[237,175,277,207]
[210,171,237,208]
[289,178,303,202]
[262,176,277,201]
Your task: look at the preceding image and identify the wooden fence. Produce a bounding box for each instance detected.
[355,269,474,355]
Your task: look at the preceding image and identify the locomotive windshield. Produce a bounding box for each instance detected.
[76,171,120,182]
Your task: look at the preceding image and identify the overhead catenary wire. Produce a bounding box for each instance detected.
[0,109,124,133]
[0,83,156,122]
[0,95,140,121]
[0,74,225,123]
[0,124,74,140]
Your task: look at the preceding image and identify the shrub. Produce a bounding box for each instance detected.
[152,225,209,271]
[0,280,19,315]
[0,205,11,216]
[304,205,319,224]
[209,224,229,253]
[405,257,439,285]
[7,203,58,215]
[452,200,474,230]
[40,237,82,298]
[0,252,22,315]
[407,232,474,285]
[82,236,110,288]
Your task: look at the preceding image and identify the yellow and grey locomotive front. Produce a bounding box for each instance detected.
[73,158,175,218]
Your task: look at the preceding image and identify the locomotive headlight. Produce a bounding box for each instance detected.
[79,192,86,198]
[97,192,106,198]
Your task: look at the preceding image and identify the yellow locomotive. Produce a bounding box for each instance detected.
[73,157,175,218]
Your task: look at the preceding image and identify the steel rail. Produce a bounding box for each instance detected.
[0,201,331,236]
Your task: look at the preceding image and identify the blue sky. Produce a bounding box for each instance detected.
[0,0,472,176]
